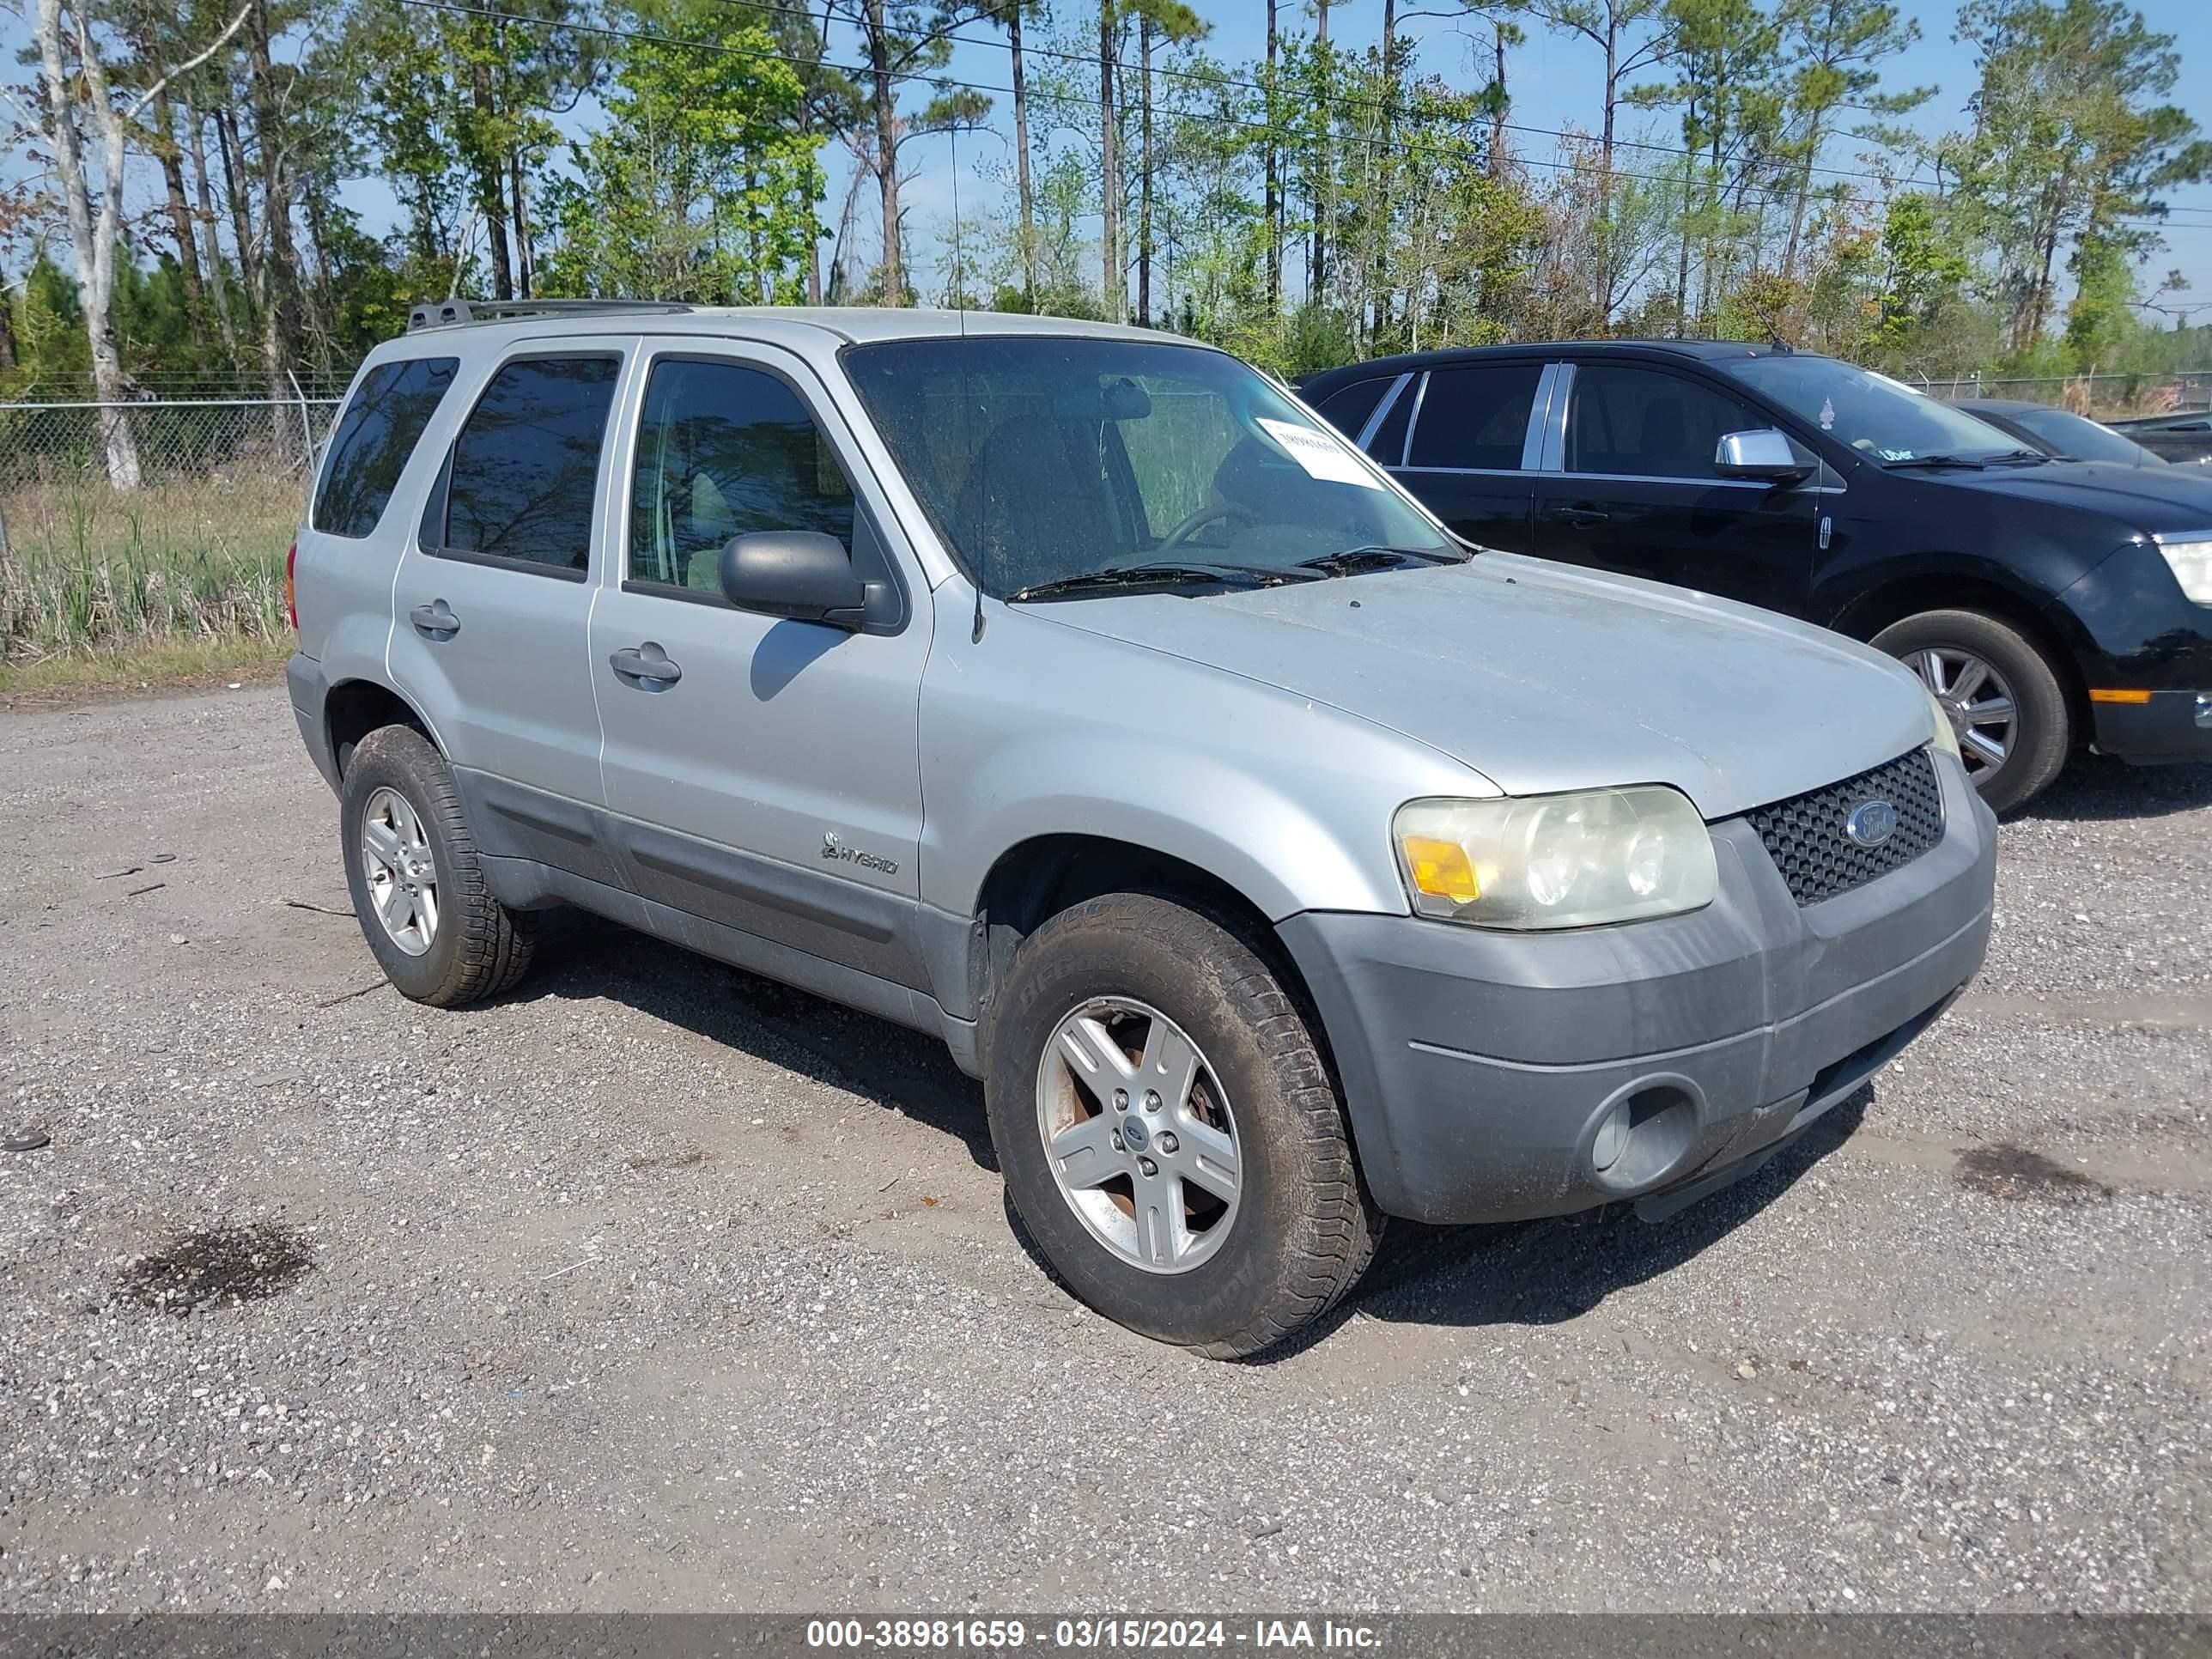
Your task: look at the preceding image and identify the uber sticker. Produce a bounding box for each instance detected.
[1256,418,1383,489]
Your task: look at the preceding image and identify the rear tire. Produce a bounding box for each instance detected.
[984,893,1382,1358]
[1874,607,2070,813]
[338,725,537,1006]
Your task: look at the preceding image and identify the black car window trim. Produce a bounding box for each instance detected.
[416,348,626,584]
[311,356,461,540]
[611,346,911,630]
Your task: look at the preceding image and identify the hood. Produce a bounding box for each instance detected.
[1030,555,1931,820]
[1904,458,2212,532]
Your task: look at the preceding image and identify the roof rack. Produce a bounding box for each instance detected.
[404,298,696,333]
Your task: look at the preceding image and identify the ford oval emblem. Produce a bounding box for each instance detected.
[1845,799,1899,848]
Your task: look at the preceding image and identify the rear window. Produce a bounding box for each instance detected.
[312,357,458,538]
[434,356,621,573]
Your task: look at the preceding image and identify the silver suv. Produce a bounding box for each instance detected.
[287,301,1997,1357]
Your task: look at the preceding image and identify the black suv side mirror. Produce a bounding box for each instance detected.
[719,531,893,631]
[1714,428,1814,483]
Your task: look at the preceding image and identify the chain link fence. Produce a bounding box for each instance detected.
[0,398,335,664]
[0,397,343,494]
[1903,371,2212,417]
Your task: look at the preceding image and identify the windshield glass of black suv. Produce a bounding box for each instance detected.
[842,337,1457,598]
[1720,354,2032,465]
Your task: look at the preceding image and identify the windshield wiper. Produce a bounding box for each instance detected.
[1006,561,1314,603]
[1883,453,1990,470]
[1986,447,2050,465]
[1296,544,1470,577]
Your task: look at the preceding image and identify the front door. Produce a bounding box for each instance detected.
[386,347,624,878]
[1529,362,1817,614]
[588,343,933,988]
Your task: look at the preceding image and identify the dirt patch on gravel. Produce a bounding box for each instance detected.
[1954,1143,2116,1206]
[114,1220,316,1316]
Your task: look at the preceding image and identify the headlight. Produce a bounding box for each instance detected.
[1394,787,1718,930]
[2154,537,2212,604]
[1925,685,1962,763]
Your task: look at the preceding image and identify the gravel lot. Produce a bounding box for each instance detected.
[1,684,2206,1613]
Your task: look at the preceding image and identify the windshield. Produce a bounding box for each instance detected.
[2008,404,2163,465]
[1720,354,2028,464]
[842,336,1455,599]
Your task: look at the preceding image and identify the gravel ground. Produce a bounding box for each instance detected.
[1,685,2206,1614]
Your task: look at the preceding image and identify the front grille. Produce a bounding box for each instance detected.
[1747,750,1943,907]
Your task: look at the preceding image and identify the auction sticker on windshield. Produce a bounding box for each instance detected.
[1257,416,1382,488]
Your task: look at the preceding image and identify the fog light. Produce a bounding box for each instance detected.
[2196,693,2211,729]
[1591,1102,1631,1173]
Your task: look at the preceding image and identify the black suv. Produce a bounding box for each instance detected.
[1300,342,2212,811]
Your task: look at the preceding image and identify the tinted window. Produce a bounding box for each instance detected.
[1407,365,1542,470]
[1565,365,1758,481]
[629,360,856,593]
[1310,377,1389,440]
[440,357,620,571]
[313,357,457,538]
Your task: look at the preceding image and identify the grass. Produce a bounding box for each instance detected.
[0,465,303,685]
[0,634,290,702]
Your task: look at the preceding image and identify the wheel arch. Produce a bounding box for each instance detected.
[967,834,1332,1060]
[1826,571,2090,742]
[325,678,441,777]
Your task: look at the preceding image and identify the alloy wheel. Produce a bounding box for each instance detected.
[359,786,440,957]
[1908,646,2018,781]
[1034,996,1243,1274]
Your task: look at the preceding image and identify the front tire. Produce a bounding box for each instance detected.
[338,725,536,1006]
[1874,608,2071,813]
[984,893,1382,1358]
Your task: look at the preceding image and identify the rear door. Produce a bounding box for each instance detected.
[386,345,624,878]
[1385,362,1547,552]
[1530,360,1818,612]
[295,353,460,671]
[587,341,933,988]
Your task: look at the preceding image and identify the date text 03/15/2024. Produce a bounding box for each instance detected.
[803,1619,1384,1650]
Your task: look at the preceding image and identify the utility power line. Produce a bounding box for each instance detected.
[398,0,2211,234]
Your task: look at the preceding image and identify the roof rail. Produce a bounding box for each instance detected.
[404,298,696,333]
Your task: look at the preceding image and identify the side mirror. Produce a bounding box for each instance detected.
[719,531,890,630]
[1714,428,1812,483]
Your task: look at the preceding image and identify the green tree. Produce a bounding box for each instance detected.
[1951,0,2212,354]
[539,0,819,304]
[1772,0,1930,279]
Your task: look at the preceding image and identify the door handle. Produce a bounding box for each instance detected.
[1541,504,1610,528]
[610,641,683,689]
[409,599,459,638]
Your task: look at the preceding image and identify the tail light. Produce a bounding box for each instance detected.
[285,541,298,629]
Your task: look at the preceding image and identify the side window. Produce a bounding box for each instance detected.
[1406,365,1543,471]
[313,356,458,538]
[1565,365,1759,482]
[436,356,620,572]
[628,359,856,594]
[1310,377,1389,440]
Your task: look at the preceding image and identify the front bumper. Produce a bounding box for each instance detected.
[1281,751,1997,1224]
[2089,689,2212,766]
